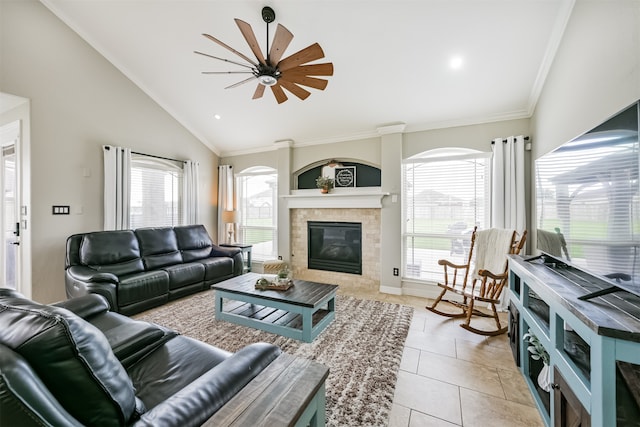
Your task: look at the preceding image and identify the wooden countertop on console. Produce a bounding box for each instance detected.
[509,255,640,342]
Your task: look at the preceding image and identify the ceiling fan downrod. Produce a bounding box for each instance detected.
[262,6,275,65]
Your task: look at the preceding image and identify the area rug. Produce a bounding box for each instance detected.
[135,290,413,426]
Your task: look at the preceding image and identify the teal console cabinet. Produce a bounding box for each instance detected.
[508,255,640,427]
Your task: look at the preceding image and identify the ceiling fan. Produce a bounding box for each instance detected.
[195,6,334,104]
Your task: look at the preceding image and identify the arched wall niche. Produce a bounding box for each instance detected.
[294,158,381,190]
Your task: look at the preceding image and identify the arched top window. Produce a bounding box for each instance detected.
[406,147,489,161]
[237,165,277,176]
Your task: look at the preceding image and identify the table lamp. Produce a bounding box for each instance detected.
[222,210,239,244]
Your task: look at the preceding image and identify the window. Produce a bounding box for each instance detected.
[403,148,491,282]
[130,155,183,228]
[236,166,278,261]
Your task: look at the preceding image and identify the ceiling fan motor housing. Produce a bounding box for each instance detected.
[262,7,275,23]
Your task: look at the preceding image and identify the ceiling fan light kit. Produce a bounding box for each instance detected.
[197,6,333,104]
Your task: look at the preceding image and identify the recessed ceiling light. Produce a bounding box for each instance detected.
[214,114,221,120]
[450,56,464,70]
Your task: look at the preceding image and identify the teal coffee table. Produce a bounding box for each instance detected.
[212,273,338,342]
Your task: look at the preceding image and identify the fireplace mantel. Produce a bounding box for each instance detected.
[282,188,389,209]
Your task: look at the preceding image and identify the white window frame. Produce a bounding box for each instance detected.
[402,148,491,283]
[129,154,184,228]
[236,166,278,261]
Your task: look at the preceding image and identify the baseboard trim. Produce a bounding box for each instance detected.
[381,280,466,303]
[379,285,402,295]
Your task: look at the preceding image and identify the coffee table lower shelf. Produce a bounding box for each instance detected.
[214,293,335,342]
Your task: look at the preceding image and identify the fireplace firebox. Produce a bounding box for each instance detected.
[308,221,362,275]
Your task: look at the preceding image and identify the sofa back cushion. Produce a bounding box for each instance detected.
[135,227,183,270]
[0,293,137,426]
[0,343,85,427]
[175,225,214,262]
[79,230,144,276]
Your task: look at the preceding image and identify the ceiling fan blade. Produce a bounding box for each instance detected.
[280,74,329,91]
[253,84,266,99]
[202,33,258,67]
[277,43,325,72]
[225,76,257,89]
[234,19,266,65]
[270,84,289,104]
[269,24,294,65]
[288,63,334,76]
[278,79,311,100]
[194,51,255,70]
[202,71,254,75]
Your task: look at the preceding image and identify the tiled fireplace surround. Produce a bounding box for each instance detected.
[289,207,381,293]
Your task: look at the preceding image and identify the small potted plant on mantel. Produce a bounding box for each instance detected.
[316,176,335,194]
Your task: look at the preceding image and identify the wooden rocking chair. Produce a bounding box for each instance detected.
[426,226,527,336]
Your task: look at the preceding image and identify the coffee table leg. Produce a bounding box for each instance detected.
[302,309,313,342]
[214,292,223,319]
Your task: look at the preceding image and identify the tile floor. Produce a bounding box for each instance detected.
[338,289,545,427]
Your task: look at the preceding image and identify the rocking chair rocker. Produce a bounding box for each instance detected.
[427,226,527,336]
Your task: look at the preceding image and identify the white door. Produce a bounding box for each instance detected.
[0,121,20,289]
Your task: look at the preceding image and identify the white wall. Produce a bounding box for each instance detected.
[532,0,640,158]
[530,0,640,256]
[1,0,219,303]
[223,119,531,297]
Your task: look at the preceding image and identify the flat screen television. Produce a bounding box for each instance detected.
[535,100,640,299]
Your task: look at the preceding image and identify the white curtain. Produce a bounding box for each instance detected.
[491,135,526,310]
[217,165,234,243]
[103,145,131,230]
[491,135,526,231]
[183,160,199,225]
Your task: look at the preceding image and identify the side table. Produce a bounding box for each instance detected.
[220,243,252,272]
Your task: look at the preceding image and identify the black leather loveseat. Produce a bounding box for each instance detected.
[65,224,243,315]
[0,289,282,427]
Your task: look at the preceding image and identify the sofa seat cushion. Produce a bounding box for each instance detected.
[196,257,234,283]
[127,335,232,409]
[118,271,170,306]
[133,342,282,427]
[0,294,137,426]
[162,262,205,290]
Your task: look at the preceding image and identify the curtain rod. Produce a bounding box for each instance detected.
[490,136,530,144]
[103,146,186,163]
[131,151,185,163]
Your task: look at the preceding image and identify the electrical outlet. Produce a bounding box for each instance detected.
[393,268,399,276]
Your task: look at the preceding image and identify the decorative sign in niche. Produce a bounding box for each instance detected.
[334,166,356,188]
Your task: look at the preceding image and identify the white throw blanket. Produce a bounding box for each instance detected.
[472,228,515,280]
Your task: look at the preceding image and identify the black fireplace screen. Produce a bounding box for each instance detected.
[308,221,362,275]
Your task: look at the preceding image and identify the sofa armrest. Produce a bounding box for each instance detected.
[53,294,111,319]
[65,266,119,311]
[134,342,281,427]
[210,245,241,258]
[67,265,119,284]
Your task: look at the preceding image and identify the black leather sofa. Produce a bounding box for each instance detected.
[0,288,282,427]
[65,224,243,315]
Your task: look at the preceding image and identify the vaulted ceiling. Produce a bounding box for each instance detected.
[40,0,573,156]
